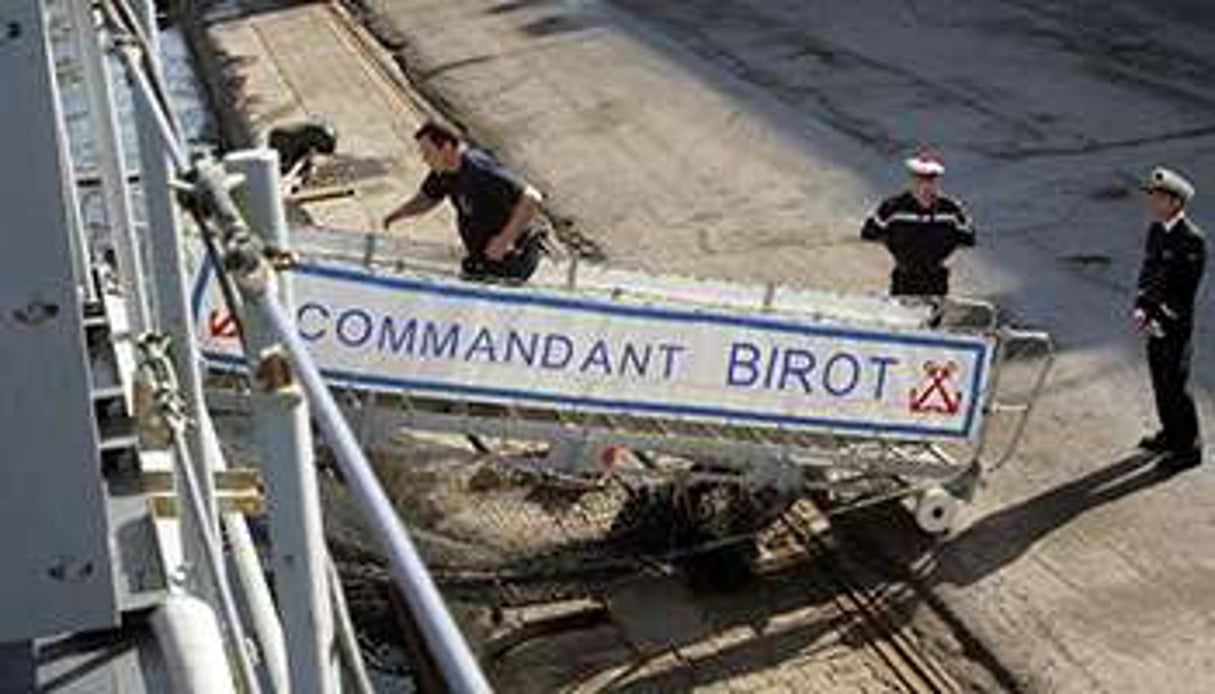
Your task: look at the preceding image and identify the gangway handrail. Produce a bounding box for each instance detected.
[973,327,1056,474]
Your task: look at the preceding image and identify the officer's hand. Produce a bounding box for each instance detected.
[1131,308,1149,333]
[381,215,395,231]
[485,234,512,262]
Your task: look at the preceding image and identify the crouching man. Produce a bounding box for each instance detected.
[383,121,546,283]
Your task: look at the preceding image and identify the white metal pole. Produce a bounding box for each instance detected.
[206,413,290,693]
[226,149,336,694]
[151,594,240,694]
[127,0,221,597]
[223,512,290,694]
[253,293,492,694]
[189,155,489,693]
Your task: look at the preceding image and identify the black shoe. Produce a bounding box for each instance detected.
[1138,432,1171,453]
[1157,447,1204,473]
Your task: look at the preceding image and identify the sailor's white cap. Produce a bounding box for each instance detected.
[1144,166,1195,202]
[905,151,945,177]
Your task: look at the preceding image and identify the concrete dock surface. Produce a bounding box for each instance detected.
[191,0,1215,691]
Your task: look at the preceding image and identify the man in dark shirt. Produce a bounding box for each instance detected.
[1134,167,1206,471]
[861,152,975,296]
[383,121,546,282]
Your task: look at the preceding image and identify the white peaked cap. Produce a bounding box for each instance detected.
[1145,166,1195,202]
[905,151,945,177]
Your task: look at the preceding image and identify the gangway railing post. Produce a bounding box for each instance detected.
[126,0,222,604]
[252,289,494,694]
[190,154,492,691]
[225,148,337,694]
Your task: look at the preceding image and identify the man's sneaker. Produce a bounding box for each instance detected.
[1138,432,1171,453]
[1157,447,1204,473]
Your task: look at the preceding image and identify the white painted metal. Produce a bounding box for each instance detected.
[0,0,116,642]
[66,0,149,331]
[141,335,261,693]
[224,512,291,694]
[45,1,96,306]
[253,291,493,694]
[126,0,222,601]
[328,557,376,694]
[151,595,239,694]
[226,149,336,694]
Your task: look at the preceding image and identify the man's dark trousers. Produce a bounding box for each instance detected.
[460,232,543,283]
[890,266,949,297]
[1147,327,1200,451]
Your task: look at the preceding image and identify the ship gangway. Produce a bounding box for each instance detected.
[197,229,1054,537]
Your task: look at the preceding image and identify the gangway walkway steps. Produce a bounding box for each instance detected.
[195,231,1054,536]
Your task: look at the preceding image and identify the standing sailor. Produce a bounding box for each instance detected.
[1134,167,1206,471]
[861,151,975,296]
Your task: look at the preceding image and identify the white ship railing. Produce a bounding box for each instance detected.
[43,0,492,691]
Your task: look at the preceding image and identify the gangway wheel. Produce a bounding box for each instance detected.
[909,485,961,535]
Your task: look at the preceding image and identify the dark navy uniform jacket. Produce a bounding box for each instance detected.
[861,191,975,295]
[421,148,526,260]
[1135,215,1207,333]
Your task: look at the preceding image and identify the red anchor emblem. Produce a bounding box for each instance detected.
[208,309,239,341]
[909,360,963,415]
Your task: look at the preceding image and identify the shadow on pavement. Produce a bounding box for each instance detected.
[838,452,1176,588]
[931,451,1173,587]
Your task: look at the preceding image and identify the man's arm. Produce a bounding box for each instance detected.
[382,191,441,230]
[861,198,894,241]
[484,185,543,261]
[1133,229,1167,333]
[951,205,976,248]
[1166,233,1207,322]
[1134,232,1165,315]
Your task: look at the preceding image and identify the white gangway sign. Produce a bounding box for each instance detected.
[193,261,995,442]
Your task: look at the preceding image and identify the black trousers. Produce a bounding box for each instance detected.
[461,232,544,283]
[890,266,949,297]
[1147,329,1201,451]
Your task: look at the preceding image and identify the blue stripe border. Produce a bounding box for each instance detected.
[192,258,993,440]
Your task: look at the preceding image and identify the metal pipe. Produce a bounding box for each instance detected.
[123,0,222,603]
[112,40,189,173]
[166,406,262,694]
[226,149,336,694]
[151,594,239,694]
[327,557,376,694]
[224,512,290,694]
[138,333,260,692]
[186,154,487,692]
[253,291,492,693]
[978,330,1056,472]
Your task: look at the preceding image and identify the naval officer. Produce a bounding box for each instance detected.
[1134,167,1206,471]
[861,151,976,296]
